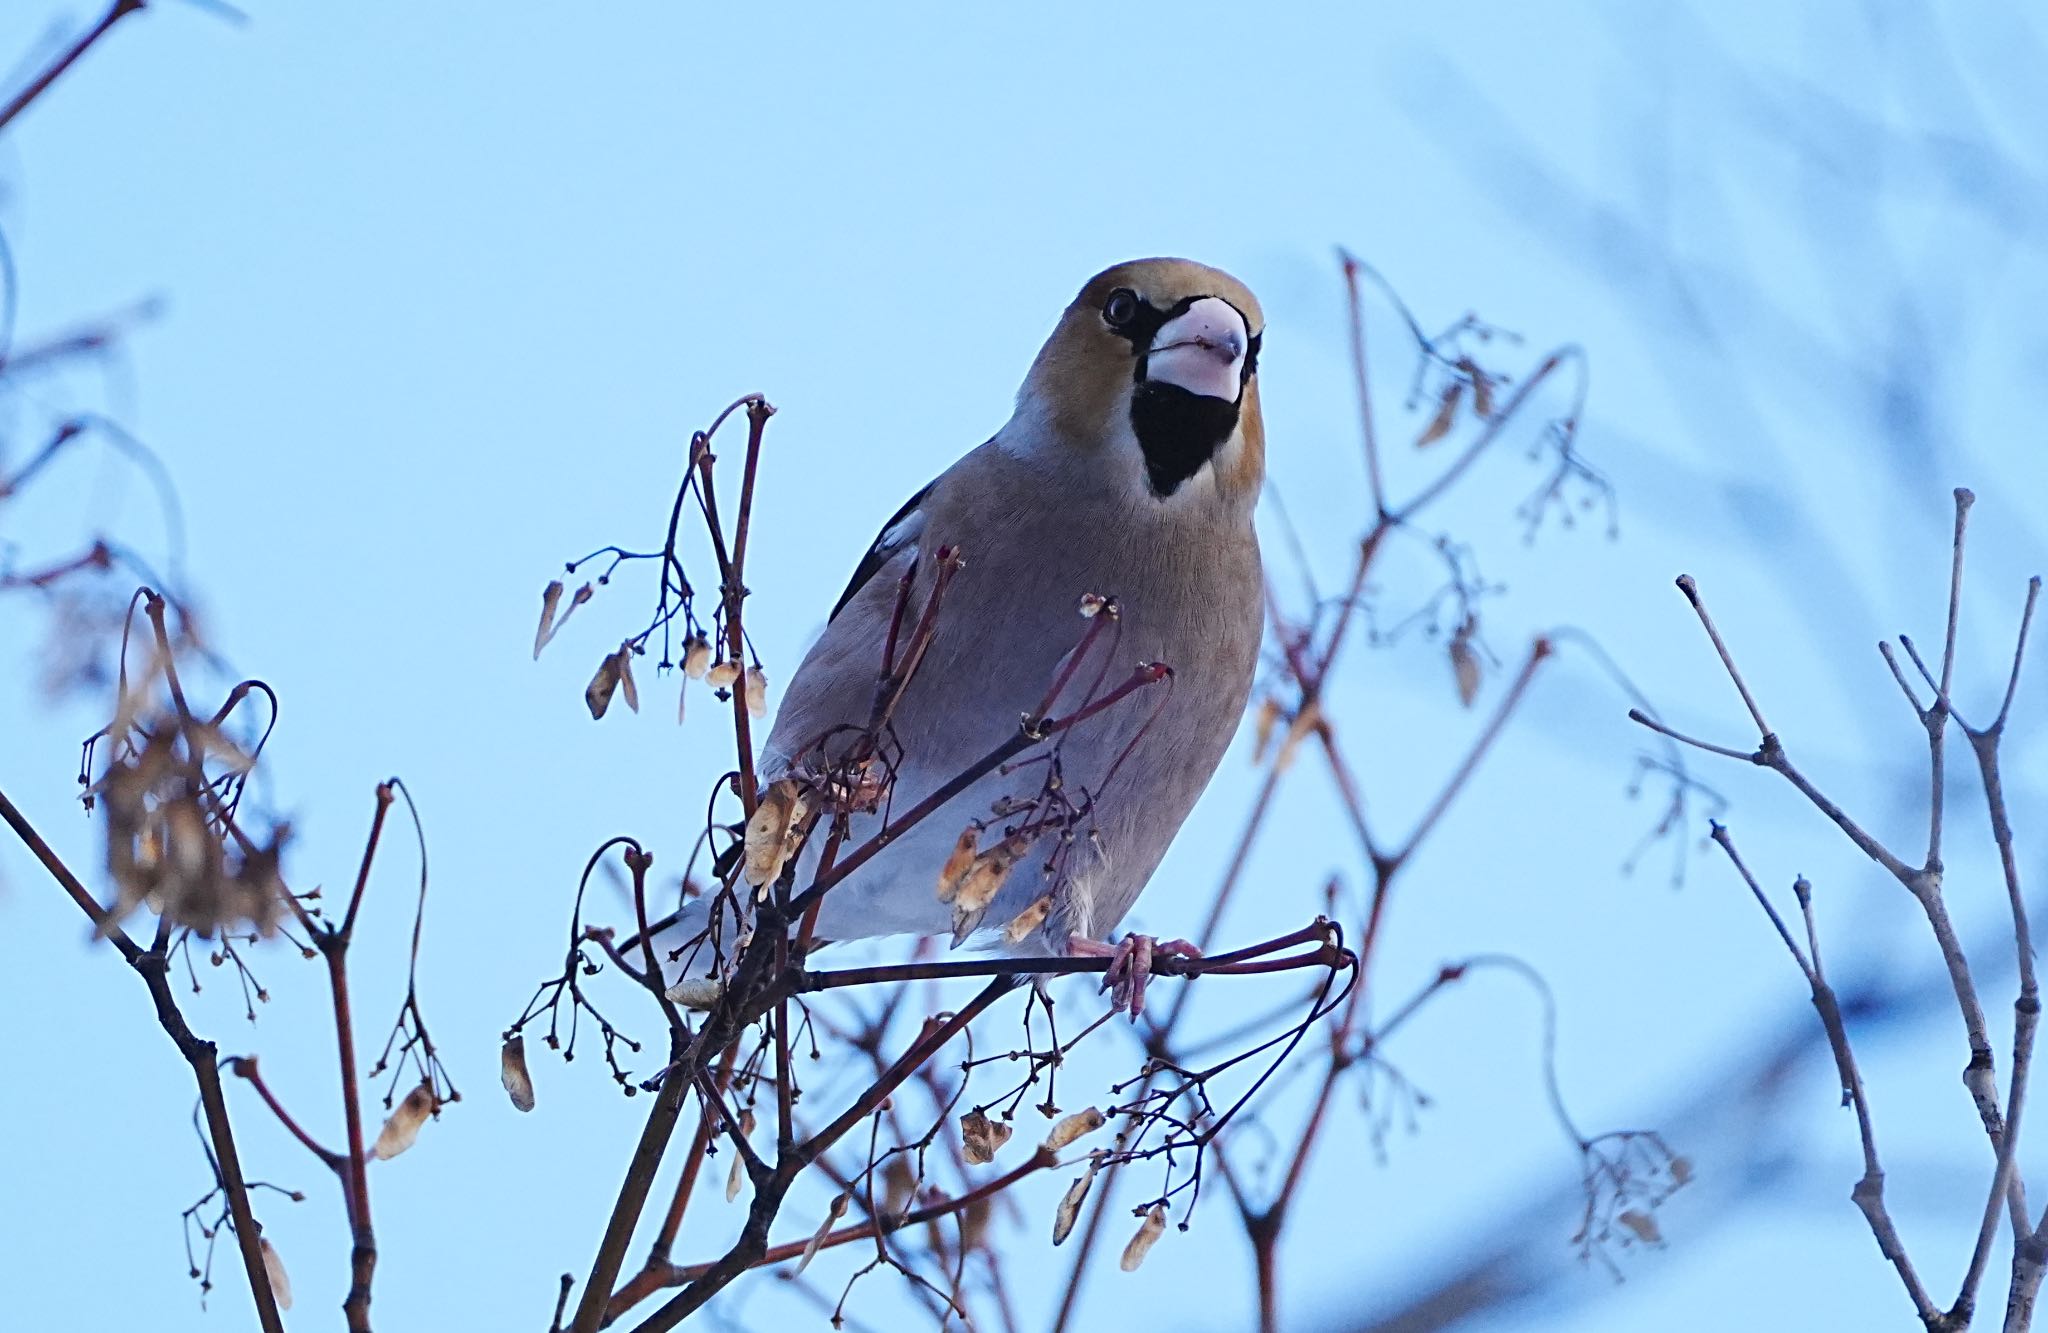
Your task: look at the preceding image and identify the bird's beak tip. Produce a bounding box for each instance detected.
[1146,298,1250,400]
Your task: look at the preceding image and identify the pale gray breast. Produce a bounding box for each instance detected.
[764,440,1262,945]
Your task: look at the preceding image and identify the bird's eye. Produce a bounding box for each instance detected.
[1102,288,1140,328]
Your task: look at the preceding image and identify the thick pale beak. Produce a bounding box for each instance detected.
[1145,296,1249,401]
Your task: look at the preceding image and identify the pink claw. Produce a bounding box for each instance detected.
[1068,933,1204,1020]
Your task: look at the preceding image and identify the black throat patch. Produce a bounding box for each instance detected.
[1130,381,1241,498]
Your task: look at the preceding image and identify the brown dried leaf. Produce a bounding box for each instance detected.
[371,1082,436,1161]
[584,652,621,720]
[1457,355,1496,419]
[1120,1204,1167,1272]
[1415,379,1464,448]
[500,1035,535,1113]
[960,1108,1013,1165]
[1617,1208,1662,1245]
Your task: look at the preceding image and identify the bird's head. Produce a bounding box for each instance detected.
[1014,258,1265,505]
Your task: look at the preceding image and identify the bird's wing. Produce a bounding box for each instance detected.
[829,481,931,621]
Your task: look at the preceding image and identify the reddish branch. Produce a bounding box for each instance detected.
[0,786,286,1333]
[659,1147,1059,1287]
[316,782,397,1333]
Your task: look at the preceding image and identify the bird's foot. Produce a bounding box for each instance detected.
[1067,933,1202,1020]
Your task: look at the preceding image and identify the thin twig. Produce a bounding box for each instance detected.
[0,0,145,134]
[1707,825,1942,1327]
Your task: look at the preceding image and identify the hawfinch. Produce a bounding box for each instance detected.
[671,258,1265,1013]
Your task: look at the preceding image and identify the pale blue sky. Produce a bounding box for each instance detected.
[2,4,2044,1331]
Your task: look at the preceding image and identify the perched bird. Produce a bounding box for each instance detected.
[666,258,1265,1015]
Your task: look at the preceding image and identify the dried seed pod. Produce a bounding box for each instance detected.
[959,1192,993,1251]
[934,825,981,903]
[1003,894,1053,946]
[676,681,688,725]
[1043,1106,1105,1153]
[500,1035,535,1113]
[682,635,713,679]
[1052,1160,1098,1245]
[950,834,1030,945]
[1416,379,1463,448]
[706,659,742,690]
[725,1109,756,1203]
[584,652,622,720]
[190,721,255,775]
[1459,356,1496,419]
[743,666,768,718]
[1120,1204,1167,1272]
[794,1193,849,1275]
[1077,592,1107,618]
[742,779,811,889]
[1668,1156,1694,1186]
[617,644,641,713]
[534,580,565,659]
[1251,695,1281,765]
[548,581,595,646]
[665,977,723,1010]
[1448,618,1482,707]
[371,1081,436,1160]
[1616,1208,1662,1244]
[881,1156,916,1220]
[1273,698,1321,776]
[959,1108,1013,1165]
[260,1236,293,1311]
[834,754,887,812]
